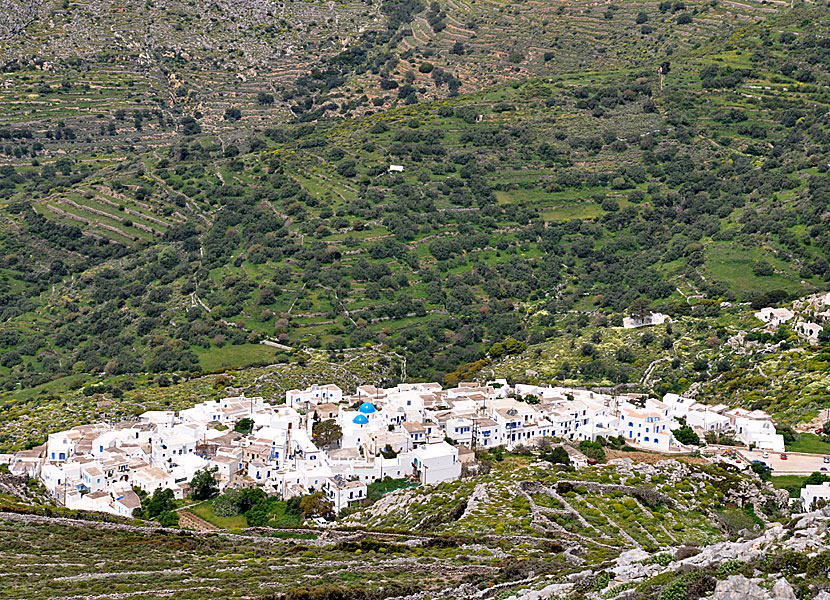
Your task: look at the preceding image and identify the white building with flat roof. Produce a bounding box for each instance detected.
[755,307,794,327]
[323,475,367,512]
[801,482,830,510]
[286,384,342,408]
[623,312,667,329]
[411,442,461,485]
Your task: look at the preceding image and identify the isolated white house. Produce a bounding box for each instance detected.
[623,312,667,329]
[754,307,794,326]
[388,164,404,173]
[795,321,823,341]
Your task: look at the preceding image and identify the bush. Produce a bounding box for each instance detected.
[213,491,241,517]
[158,510,179,527]
[224,107,242,121]
[674,427,700,446]
[542,446,571,465]
[578,440,606,462]
[190,468,219,501]
[245,500,269,527]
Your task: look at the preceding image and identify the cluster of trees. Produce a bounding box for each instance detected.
[212,487,272,526]
[3,14,830,392]
[134,488,179,527]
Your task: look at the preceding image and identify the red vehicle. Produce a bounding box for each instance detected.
[816,429,824,435]
[780,453,788,460]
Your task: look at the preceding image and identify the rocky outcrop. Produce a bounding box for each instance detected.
[712,575,796,600]
[501,508,830,600]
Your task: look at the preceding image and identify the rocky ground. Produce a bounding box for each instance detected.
[501,507,830,600]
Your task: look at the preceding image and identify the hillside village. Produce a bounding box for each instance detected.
[6,291,830,519]
[6,375,794,518]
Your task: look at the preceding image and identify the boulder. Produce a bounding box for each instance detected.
[771,578,796,600]
[714,575,766,600]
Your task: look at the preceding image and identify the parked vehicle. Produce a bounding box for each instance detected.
[780,453,788,460]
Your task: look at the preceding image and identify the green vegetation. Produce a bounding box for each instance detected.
[190,491,306,529]
[342,449,768,553]
[0,0,828,406]
[784,433,830,455]
[0,1,827,596]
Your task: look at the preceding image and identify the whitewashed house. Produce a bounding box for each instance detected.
[685,407,730,432]
[411,441,461,485]
[285,384,342,409]
[802,482,830,510]
[323,475,367,512]
[662,393,698,418]
[623,312,667,329]
[754,307,794,327]
[795,321,823,341]
[113,490,142,517]
[620,405,673,451]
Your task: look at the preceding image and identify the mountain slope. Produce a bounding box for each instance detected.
[0,2,828,395]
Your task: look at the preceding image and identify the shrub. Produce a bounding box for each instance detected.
[213,491,241,517]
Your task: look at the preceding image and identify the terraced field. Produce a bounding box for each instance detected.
[0,515,500,600]
[341,455,767,563]
[0,449,791,600]
[0,0,829,417]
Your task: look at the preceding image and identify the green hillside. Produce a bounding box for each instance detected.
[0,1,828,401]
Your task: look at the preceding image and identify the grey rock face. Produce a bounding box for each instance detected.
[771,578,796,600]
[714,575,766,600]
